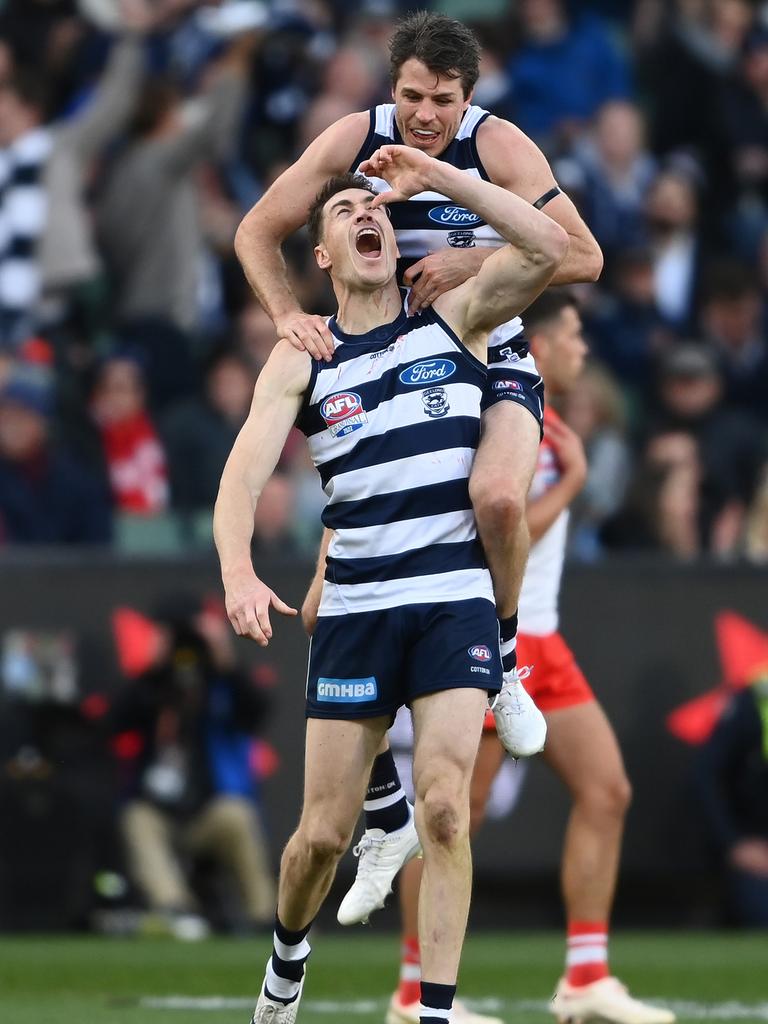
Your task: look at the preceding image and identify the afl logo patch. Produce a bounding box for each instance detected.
[399,358,456,387]
[320,392,368,438]
[427,205,483,227]
[492,379,522,391]
[469,645,493,662]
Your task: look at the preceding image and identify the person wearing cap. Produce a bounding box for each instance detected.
[0,364,112,544]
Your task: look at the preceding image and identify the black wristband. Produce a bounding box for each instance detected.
[533,186,562,210]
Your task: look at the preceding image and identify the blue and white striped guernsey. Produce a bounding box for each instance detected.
[351,103,537,377]
[296,294,494,617]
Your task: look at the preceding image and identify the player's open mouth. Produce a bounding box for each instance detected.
[355,227,382,260]
[410,128,439,145]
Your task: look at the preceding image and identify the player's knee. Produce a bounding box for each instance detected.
[470,477,526,540]
[301,821,351,866]
[581,771,632,821]
[419,787,467,850]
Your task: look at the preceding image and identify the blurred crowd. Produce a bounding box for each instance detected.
[1,0,768,561]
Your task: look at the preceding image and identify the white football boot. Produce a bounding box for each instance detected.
[491,666,547,758]
[386,992,506,1024]
[250,974,305,1023]
[551,976,676,1024]
[337,806,421,925]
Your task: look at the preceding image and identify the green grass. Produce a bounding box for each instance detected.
[0,931,767,1023]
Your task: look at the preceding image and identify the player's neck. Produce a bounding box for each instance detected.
[333,281,403,337]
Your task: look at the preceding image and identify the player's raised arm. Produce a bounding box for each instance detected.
[213,342,311,645]
[361,145,569,344]
[477,116,603,285]
[234,112,369,360]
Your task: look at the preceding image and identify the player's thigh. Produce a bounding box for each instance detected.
[542,700,629,803]
[411,687,488,802]
[299,715,391,840]
[471,399,541,504]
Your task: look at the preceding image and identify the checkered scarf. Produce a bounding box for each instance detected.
[0,127,52,349]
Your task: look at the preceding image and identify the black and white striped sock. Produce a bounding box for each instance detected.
[264,915,312,1005]
[364,749,409,833]
[499,612,518,673]
[419,981,456,1023]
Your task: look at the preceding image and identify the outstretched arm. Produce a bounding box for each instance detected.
[213,342,311,645]
[234,112,370,360]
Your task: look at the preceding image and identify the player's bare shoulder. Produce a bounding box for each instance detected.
[260,338,314,398]
[475,115,557,196]
[306,110,372,172]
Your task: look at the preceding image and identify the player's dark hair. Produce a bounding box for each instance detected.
[307,173,377,247]
[523,289,579,334]
[389,11,481,98]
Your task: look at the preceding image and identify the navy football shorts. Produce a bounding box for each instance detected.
[482,335,545,437]
[305,598,502,720]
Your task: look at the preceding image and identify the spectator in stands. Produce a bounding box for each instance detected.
[645,165,706,331]
[716,22,768,244]
[97,30,253,333]
[162,347,256,514]
[557,100,656,264]
[696,680,768,926]
[110,597,275,935]
[508,0,631,151]
[89,353,169,516]
[614,344,767,557]
[562,362,633,560]
[0,362,112,545]
[699,261,768,421]
[585,246,669,401]
[251,472,298,553]
[0,0,158,348]
[638,0,753,215]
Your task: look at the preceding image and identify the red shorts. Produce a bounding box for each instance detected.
[483,630,594,729]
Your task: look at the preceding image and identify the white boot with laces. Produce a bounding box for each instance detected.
[337,806,421,925]
[490,666,547,758]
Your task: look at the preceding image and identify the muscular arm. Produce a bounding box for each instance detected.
[477,117,603,285]
[213,341,311,643]
[234,112,369,352]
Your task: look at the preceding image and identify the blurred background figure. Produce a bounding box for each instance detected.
[90,353,170,517]
[696,677,768,926]
[109,596,275,937]
[0,361,112,545]
[508,0,632,152]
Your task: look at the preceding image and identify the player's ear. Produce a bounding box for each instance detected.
[315,244,331,271]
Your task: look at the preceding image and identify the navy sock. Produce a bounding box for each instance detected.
[264,914,313,1005]
[499,612,518,672]
[364,750,409,833]
[420,981,456,1023]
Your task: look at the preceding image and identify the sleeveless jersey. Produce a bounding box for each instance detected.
[296,296,494,617]
[351,103,538,378]
[517,407,569,636]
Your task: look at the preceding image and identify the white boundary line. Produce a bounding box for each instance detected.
[138,996,768,1019]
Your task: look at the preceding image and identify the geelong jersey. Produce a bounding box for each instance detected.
[296,295,494,617]
[351,103,538,378]
[518,407,569,636]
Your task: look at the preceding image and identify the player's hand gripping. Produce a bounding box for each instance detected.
[275,311,335,362]
[359,145,436,206]
[224,569,297,646]
[405,248,490,315]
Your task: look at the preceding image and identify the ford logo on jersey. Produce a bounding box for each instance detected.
[428,205,483,227]
[469,645,493,662]
[399,358,456,386]
[320,392,368,438]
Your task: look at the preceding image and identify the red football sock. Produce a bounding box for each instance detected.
[565,920,610,987]
[397,935,421,1005]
